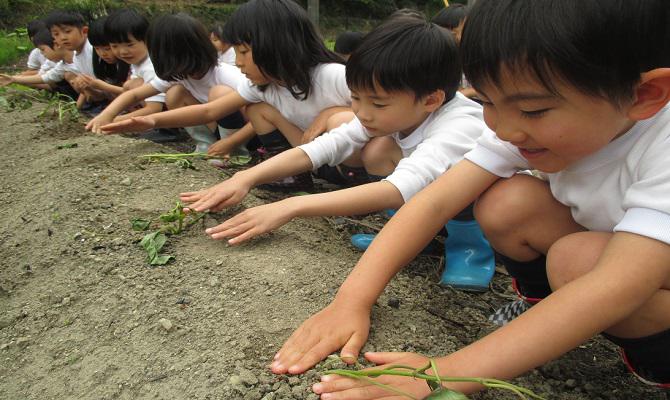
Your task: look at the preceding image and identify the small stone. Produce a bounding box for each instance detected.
[387,297,401,309]
[239,368,258,386]
[229,375,243,386]
[208,277,220,287]
[260,393,275,400]
[565,379,577,388]
[16,337,30,349]
[215,260,223,266]
[73,232,83,240]
[158,318,173,332]
[61,297,71,306]
[120,178,131,186]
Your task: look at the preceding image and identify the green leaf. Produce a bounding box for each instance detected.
[140,231,160,250]
[130,218,151,231]
[16,46,28,51]
[150,254,174,265]
[159,212,179,223]
[228,155,252,166]
[424,388,469,400]
[153,232,167,252]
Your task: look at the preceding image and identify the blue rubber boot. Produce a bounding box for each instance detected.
[440,219,495,292]
[350,209,397,251]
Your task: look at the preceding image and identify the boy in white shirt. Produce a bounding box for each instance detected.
[20,20,48,77]
[180,17,494,290]
[308,0,670,397]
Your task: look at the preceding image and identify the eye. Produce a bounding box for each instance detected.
[372,103,387,109]
[520,109,550,119]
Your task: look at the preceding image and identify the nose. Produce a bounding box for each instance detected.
[494,120,528,145]
[354,103,372,123]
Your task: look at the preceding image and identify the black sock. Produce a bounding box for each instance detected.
[602,329,670,384]
[258,129,291,154]
[497,253,551,300]
[217,111,246,130]
[453,203,475,221]
[367,174,385,182]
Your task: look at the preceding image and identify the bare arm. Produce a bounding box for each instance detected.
[272,160,500,374]
[99,90,250,134]
[85,83,160,132]
[179,147,314,212]
[207,122,256,157]
[207,180,404,244]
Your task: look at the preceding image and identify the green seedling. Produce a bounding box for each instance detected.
[0,87,78,124]
[139,152,252,169]
[140,231,173,265]
[132,201,207,265]
[325,357,545,400]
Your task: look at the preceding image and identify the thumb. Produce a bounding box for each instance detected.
[364,352,413,365]
[340,332,367,364]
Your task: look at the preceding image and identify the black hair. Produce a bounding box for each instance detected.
[334,31,365,55]
[461,0,670,105]
[89,16,130,86]
[44,10,86,30]
[222,0,343,100]
[431,4,468,30]
[146,13,218,81]
[32,29,54,48]
[104,8,149,43]
[389,8,426,21]
[346,17,461,101]
[27,19,46,38]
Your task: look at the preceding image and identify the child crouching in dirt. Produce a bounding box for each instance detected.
[291,0,670,398]
[180,16,496,292]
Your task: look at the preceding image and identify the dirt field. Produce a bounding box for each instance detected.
[0,105,667,400]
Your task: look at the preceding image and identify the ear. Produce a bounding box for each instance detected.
[628,68,670,121]
[81,26,89,36]
[422,89,446,112]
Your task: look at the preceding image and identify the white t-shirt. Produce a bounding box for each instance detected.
[150,63,245,104]
[300,93,485,201]
[464,104,670,245]
[27,48,46,70]
[38,59,57,76]
[41,60,77,83]
[237,63,351,131]
[218,48,236,66]
[130,56,165,103]
[73,40,94,77]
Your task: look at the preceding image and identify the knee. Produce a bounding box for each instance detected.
[360,137,399,174]
[165,84,189,110]
[325,111,355,131]
[546,231,609,290]
[209,84,235,102]
[475,174,546,237]
[246,102,278,120]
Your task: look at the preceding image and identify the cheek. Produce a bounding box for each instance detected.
[482,107,497,131]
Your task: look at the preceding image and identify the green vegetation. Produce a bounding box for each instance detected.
[0,28,31,65]
[0,86,79,124]
[325,357,545,400]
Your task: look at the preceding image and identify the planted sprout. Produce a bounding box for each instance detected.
[324,357,546,400]
[140,152,252,169]
[131,201,207,265]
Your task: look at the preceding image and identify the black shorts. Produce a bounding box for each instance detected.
[602,329,670,388]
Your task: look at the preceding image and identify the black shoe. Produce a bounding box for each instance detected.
[134,128,188,143]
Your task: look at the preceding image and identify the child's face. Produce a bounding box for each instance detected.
[210,33,229,53]
[50,25,88,52]
[351,84,435,137]
[94,45,118,65]
[477,68,636,173]
[233,44,270,85]
[109,35,148,65]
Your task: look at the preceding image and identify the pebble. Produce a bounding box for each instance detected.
[16,337,31,349]
[565,379,577,388]
[387,297,401,308]
[158,318,173,332]
[215,260,223,266]
[260,393,275,400]
[120,178,131,186]
[207,277,220,287]
[239,368,258,386]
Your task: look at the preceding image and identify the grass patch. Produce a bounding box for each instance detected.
[0,28,32,66]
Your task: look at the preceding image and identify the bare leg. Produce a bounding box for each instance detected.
[360,136,403,176]
[246,102,303,147]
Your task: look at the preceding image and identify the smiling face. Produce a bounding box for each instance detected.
[477,68,637,173]
[233,44,270,86]
[109,35,148,65]
[351,83,441,137]
[50,25,87,52]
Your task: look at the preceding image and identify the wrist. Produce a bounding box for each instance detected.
[280,196,303,219]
